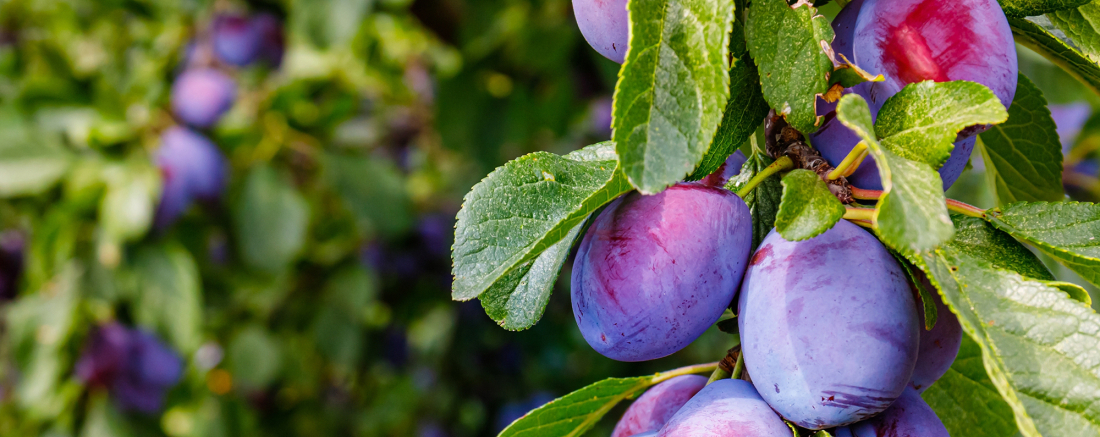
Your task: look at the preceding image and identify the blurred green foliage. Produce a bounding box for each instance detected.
[0,1,1097,437]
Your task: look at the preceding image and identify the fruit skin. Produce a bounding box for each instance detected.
[571,183,752,362]
[833,387,950,437]
[612,375,707,437]
[572,0,629,63]
[171,68,237,128]
[737,220,919,429]
[154,127,229,228]
[75,323,184,413]
[811,0,984,190]
[853,0,1017,115]
[213,14,259,66]
[910,274,962,393]
[656,379,790,436]
[698,150,747,188]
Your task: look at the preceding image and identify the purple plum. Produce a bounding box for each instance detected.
[834,387,950,437]
[213,14,260,66]
[1049,102,1091,155]
[738,220,919,429]
[811,0,986,190]
[251,13,285,67]
[76,323,184,413]
[612,375,707,437]
[698,150,747,188]
[853,0,1017,115]
[910,275,962,393]
[656,379,790,436]
[572,0,629,63]
[154,127,228,228]
[571,183,752,362]
[171,68,236,128]
[0,231,23,300]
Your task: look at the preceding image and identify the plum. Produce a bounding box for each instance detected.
[154,127,228,228]
[171,68,236,128]
[656,379,790,436]
[76,323,183,413]
[571,183,752,362]
[811,0,985,190]
[213,14,259,66]
[251,13,285,67]
[910,275,962,393]
[572,0,629,63]
[833,387,950,437]
[737,220,919,429]
[854,0,1017,115]
[698,150,747,188]
[0,231,23,301]
[612,375,707,437]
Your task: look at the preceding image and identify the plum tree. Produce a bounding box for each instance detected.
[833,387,950,437]
[171,68,237,128]
[76,323,183,413]
[571,183,752,362]
[910,275,962,392]
[854,0,1017,115]
[572,0,629,63]
[612,375,707,437]
[154,127,228,228]
[811,0,1000,190]
[656,379,790,436]
[737,220,920,429]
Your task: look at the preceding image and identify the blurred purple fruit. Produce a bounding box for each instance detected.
[1049,103,1091,155]
[171,68,236,128]
[251,13,285,67]
[212,15,259,66]
[154,127,228,229]
[0,231,23,300]
[76,323,183,413]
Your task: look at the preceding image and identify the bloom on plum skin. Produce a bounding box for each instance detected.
[572,0,629,63]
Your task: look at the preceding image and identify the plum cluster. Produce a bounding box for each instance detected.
[75,323,183,413]
[565,0,1015,433]
[157,12,284,228]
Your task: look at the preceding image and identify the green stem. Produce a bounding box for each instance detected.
[707,366,731,384]
[827,141,868,181]
[947,199,987,218]
[651,362,720,385]
[731,352,745,380]
[736,156,794,198]
[844,207,875,221]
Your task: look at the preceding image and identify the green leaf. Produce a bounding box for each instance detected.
[948,214,1055,281]
[745,0,834,134]
[922,335,1024,437]
[998,0,1091,18]
[1010,17,1100,96]
[688,52,769,181]
[985,201,1100,287]
[229,325,283,390]
[835,93,954,255]
[99,159,160,244]
[0,141,71,197]
[918,229,1100,437]
[480,222,584,331]
[1047,3,1100,64]
[324,153,411,237]
[727,152,782,249]
[498,363,715,437]
[774,169,844,241]
[978,74,1066,205]
[893,254,939,330]
[234,165,310,273]
[1045,280,1094,305]
[452,142,631,301]
[131,243,203,353]
[612,0,735,193]
[314,266,377,368]
[875,81,1009,167]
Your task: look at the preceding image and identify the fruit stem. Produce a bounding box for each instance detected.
[946,199,987,218]
[707,366,731,384]
[735,156,794,198]
[651,362,721,385]
[731,352,745,380]
[849,219,874,229]
[827,142,868,181]
[849,186,882,200]
[843,207,875,222]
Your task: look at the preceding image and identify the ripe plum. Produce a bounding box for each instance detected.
[656,379,789,436]
[171,68,236,128]
[737,220,919,429]
[571,183,752,362]
[612,375,707,437]
[572,0,629,63]
[834,387,950,437]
